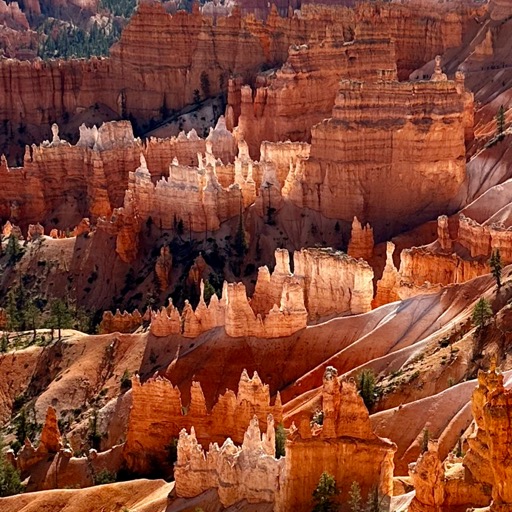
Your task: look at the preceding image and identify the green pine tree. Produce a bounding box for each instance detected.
[48,299,74,340]
[5,235,22,265]
[0,436,23,497]
[275,423,286,459]
[497,105,506,136]
[357,369,378,410]
[312,472,340,512]
[472,298,493,329]
[490,249,503,289]
[348,482,362,512]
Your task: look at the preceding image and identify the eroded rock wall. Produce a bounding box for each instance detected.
[284,75,473,239]
[123,370,283,474]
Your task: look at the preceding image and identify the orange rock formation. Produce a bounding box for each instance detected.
[174,415,282,507]
[99,309,144,335]
[174,366,396,510]
[283,71,473,238]
[123,370,283,474]
[409,363,512,512]
[0,119,237,228]
[347,216,374,261]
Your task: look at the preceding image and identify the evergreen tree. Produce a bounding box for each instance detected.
[312,472,340,512]
[5,235,21,265]
[357,369,378,411]
[0,437,23,497]
[348,482,362,512]
[497,105,506,136]
[48,299,74,340]
[365,487,380,512]
[24,301,40,341]
[203,280,216,305]
[490,250,503,289]
[0,333,8,353]
[234,208,248,258]
[472,298,493,329]
[421,427,430,454]
[275,423,286,459]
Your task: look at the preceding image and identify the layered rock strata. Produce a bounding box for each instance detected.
[283,72,474,239]
[0,120,236,227]
[234,37,397,156]
[123,370,282,474]
[276,366,396,511]
[174,415,281,506]
[392,213,512,302]
[147,247,373,339]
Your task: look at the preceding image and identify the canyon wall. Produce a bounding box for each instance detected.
[0,118,237,228]
[0,2,356,135]
[123,370,283,474]
[354,3,470,79]
[0,0,475,159]
[392,213,512,303]
[283,71,474,239]
[234,37,397,157]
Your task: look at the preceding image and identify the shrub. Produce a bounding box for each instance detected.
[120,369,132,391]
[357,369,378,410]
[93,469,116,485]
[0,450,23,497]
[275,423,286,459]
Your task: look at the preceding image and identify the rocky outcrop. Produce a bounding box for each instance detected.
[0,2,361,140]
[347,216,374,261]
[149,247,372,339]
[0,118,241,229]
[355,3,472,80]
[408,442,446,512]
[373,242,400,308]
[225,279,308,338]
[174,415,282,506]
[99,309,143,335]
[278,366,395,511]
[294,247,374,318]
[483,381,512,509]
[283,71,474,239]
[395,213,512,299]
[235,37,397,157]
[123,370,283,474]
[149,282,227,338]
[251,248,373,322]
[174,366,395,510]
[17,407,63,474]
[409,363,512,512]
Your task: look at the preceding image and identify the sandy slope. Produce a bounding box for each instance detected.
[0,479,173,512]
